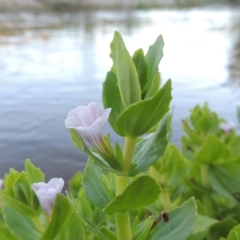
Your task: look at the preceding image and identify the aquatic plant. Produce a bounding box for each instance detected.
[0,31,240,240]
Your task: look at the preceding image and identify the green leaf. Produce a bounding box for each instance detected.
[104,176,160,214]
[25,159,45,184]
[132,48,148,92]
[144,72,161,99]
[187,215,218,240]
[208,165,240,202]
[227,225,240,240]
[0,193,40,218]
[145,35,164,91]
[195,135,226,164]
[40,194,72,240]
[158,144,188,188]
[54,212,84,240]
[82,160,112,209]
[110,31,141,107]
[133,217,154,240]
[210,218,239,239]
[69,129,127,176]
[102,71,125,134]
[93,226,117,240]
[76,191,93,221]
[148,197,197,240]
[129,115,168,176]
[182,120,203,146]
[4,169,20,197]
[0,225,18,240]
[4,206,41,240]
[68,199,109,240]
[116,79,172,138]
[68,171,82,198]
[196,105,219,134]
[13,172,31,205]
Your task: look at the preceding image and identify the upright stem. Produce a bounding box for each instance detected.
[32,217,45,233]
[201,164,214,218]
[115,137,137,240]
[161,189,172,210]
[160,174,172,210]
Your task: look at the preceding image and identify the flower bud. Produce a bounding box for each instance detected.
[65,102,111,154]
[31,178,64,215]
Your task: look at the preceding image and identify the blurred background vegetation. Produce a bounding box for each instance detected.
[0,0,239,12]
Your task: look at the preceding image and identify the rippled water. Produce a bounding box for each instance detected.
[0,6,240,182]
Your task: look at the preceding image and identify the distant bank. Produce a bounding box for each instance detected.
[0,0,234,11]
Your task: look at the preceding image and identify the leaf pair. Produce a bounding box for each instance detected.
[103,31,172,138]
[82,160,160,215]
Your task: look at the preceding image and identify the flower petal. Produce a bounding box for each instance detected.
[48,178,64,192]
[88,102,100,120]
[31,178,64,215]
[65,102,111,154]
[31,182,49,191]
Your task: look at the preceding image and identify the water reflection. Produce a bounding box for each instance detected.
[1,6,240,182]
[229,14,240,84]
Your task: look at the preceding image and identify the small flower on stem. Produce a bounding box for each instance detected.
[65,102,111,154]
[219,121,235,134]
[31,178,64,215]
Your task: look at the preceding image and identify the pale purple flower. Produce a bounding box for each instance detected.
[219,121,235,133]
[31,178,64,215]
[65,102,111,153]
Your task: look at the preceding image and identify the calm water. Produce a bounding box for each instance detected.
[0,6,240,183]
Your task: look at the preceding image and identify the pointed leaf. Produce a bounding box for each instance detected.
[13,172,31,205]
[159,144,188,188]
[187,215,218,240]
[104,176,160,214]
[129,115,168,176]
[40,194,72,240]
[0,225,18,240]
[116,79,172,137]
[54,212,84,240]
[144,72,161,99]
[93,226,117,240]
[110,31,141,107]
[69,129,127,176]
[195,135,226,164]
[68,199,109,240]
[145,35,164,89]
[132,48,148,92]
[208,165,240,202]
[227,225,240,240]
[4,206,41,240]
[82,160,112,209]
[0,193,40,218]
[25,159,45,185]
[102,71,125,134]
[149,198,197,240]
[133,217,154,240]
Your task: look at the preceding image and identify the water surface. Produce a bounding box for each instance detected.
[0,6,240,182]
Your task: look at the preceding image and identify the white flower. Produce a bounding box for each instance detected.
[65,102,111,153]
[0,179,3,190]
[219,121,235,133]
[31,178,64,215]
